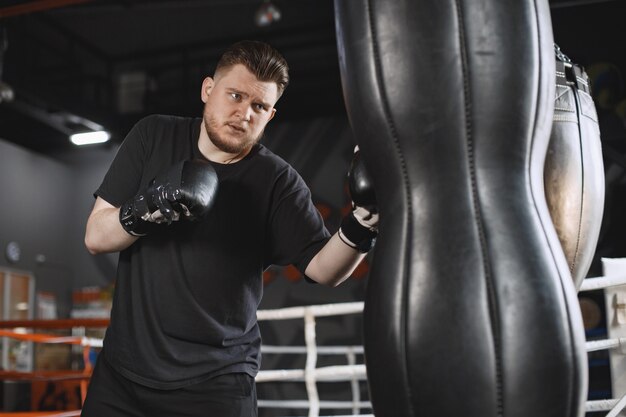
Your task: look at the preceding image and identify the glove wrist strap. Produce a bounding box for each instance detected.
[119,200,149,237]
[339,212,377,253]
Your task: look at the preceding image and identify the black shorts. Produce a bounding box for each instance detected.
[81,353,257,417]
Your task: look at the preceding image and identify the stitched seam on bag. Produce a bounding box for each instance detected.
[455,0,504,415]
[366,0,415,414]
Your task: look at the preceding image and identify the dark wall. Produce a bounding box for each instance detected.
[0,139,76,317]
[53,143,122,288]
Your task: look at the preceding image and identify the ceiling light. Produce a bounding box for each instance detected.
[255,1,281,27]
[0,25,13,103]
[70,130,111,146]
[0,80,13,103]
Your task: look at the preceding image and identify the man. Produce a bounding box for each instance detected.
[83,40,377,417]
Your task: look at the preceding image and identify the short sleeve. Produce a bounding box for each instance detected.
[266,167,331,274]
[94,117,151,207]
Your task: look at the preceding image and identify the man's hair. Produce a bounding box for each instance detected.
[215,40,289,99]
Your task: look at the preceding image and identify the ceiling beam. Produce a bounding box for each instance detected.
[0,0,94,19]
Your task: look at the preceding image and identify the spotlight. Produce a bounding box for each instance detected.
[70,130,111,146]
[0,81,14,103]
[0,26,13,103]
[255,1,281,27]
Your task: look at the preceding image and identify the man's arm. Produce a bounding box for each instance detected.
[304,233,367,287]
[85,159,219,255]
[305,146,378,287]
[85,197,138,254]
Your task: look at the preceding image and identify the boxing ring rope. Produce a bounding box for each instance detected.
[254,286,626,416]
[256,302,371,417]
[0,413,80,417]
[4,276,626,416]
[0,303,371,417]
[0,328,97,416]
[580,274,626,292]
[580,272,626,416]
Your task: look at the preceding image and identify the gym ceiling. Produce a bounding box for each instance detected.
[0,0,623,155]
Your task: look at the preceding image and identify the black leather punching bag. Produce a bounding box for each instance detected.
[544,46,604,290]
[334,1,587,416]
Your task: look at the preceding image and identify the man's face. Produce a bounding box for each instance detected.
[201,64,278,155]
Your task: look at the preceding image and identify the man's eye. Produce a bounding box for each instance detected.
[230,93,241,100]
[254,104,266,111]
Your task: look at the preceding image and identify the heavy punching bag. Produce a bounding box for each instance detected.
[544,45,604,290]
[334,1,587,416]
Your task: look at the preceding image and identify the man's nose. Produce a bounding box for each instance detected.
[235,103,253,122]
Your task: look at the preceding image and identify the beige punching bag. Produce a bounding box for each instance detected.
[545,45,605,290]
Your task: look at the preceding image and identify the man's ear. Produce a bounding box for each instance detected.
[201,77,214,103]
[268,108,276,122]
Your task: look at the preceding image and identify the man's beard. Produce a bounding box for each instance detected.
[204,115,264,155]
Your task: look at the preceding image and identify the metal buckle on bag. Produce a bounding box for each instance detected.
[554,43,591,95]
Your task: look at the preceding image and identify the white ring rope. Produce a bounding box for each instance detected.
[585,337,626,352]
[304,310,320,417]
[580,273,626,415]
[601,393,626,416]
[257,399,372,410]
[256,302,365,320]
[318,415,374,417]
[256,364,367,383]
[262,345,364,355]
[580,274,626,291]
[255,302,369,416]
[81,336,103,348]
[586,397,623,413]
[347,349,361,416]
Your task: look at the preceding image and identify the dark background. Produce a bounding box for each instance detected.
[0,0,622,156]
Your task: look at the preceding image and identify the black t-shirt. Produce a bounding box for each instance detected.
[95,114,330,389]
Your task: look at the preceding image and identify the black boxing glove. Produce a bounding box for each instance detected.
[119,159,218,236]
[338,146,379,252]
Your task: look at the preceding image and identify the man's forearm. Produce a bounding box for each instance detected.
[305,145,377,286]
[305,233,368,287]
[85,200,138,254]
